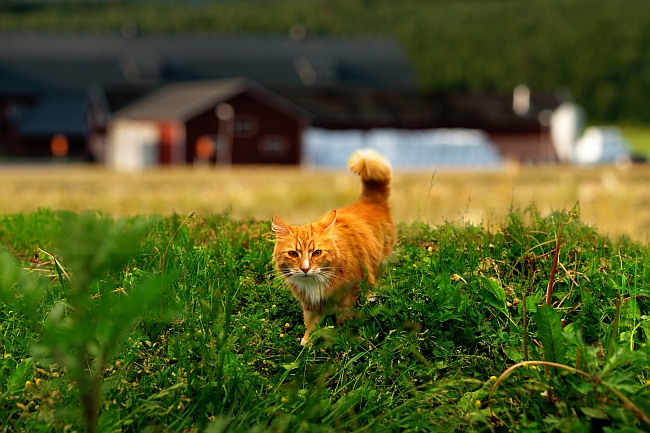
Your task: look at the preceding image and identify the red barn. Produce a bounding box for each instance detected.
[106,78,309,170]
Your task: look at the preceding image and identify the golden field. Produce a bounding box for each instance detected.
[0,163,649,242]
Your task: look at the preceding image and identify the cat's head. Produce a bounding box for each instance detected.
[272,210,339,289]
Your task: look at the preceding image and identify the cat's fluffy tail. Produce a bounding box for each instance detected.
[348,148,392,202]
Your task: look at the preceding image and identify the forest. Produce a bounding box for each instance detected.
[1,0,649,123]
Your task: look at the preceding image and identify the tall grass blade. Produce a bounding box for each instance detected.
[546,225,564,306]
[523,291,529,361]
[607,291,622,359]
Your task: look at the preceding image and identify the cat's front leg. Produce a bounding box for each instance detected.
[335,290,360,327]
[301,306,322,345]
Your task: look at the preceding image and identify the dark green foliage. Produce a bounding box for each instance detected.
[0,206,648,432]
[1,0,650,122]
[1,211,165,433]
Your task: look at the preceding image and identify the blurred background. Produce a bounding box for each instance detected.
[0,0,648,239]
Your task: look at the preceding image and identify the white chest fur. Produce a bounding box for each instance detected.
[289,273,328,305]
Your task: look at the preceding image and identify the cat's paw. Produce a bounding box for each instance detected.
[300,336,309,346]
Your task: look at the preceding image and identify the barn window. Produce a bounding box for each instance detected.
[234,115,258,137]
[258,136,289,157]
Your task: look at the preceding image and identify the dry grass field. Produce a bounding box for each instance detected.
[1,163,649,242]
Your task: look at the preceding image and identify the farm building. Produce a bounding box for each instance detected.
[1,32,628,167]
[107,81,578,170]
[275,86,566,165]
[105,78,309,170]
[0,31,414,160]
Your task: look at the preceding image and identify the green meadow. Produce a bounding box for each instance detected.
[1,205,649,432]
[2,2,650,428]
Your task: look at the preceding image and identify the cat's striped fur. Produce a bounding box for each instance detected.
[273,149,396,345]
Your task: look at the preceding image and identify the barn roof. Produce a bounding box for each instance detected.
[274,87,566,133]
[0,32,413,145]
[112,78,310,122]
[0,32,416,91]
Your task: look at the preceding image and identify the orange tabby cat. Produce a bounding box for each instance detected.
[272,149,396,345]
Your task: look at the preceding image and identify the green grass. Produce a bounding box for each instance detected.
[0,206,649,432]
[620,125,650,157]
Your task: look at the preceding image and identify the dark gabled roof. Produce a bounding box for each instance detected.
[113,78,310,122]
[273,87,566,132]
[113,78,246,120]
[0,32,416,93]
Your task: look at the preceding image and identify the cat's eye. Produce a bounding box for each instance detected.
[288,251,299,258]
[312,250,322,257]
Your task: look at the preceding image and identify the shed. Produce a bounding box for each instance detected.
[275,86,566,164]
[106,78,309,170]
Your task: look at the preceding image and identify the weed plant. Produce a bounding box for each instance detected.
[0,206,649,432]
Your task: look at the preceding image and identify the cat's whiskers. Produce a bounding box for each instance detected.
[274,263,346,291]
[263,269,283,282]
[317,267,344,282]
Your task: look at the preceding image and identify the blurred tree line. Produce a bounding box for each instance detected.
[1,0,648,123]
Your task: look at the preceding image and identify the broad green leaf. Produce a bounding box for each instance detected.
[536,305,566,365]
[579,407,610,419]
[0,251,20,296]
[282,363,299,371]
[478,277,508,315]
[458,378,494,412]
[518,291,543,315]
[503,346,523,363]
[6,358,33,396]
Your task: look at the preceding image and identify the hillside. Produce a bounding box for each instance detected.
[1,0,649,123]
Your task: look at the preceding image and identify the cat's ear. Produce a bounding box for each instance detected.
[272,215,291,237]
[319,209,337,231]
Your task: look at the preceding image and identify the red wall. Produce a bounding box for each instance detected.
[489,129,557,164]
[185,92,302,165]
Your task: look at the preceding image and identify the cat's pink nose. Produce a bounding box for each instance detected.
[300,265,310,274]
